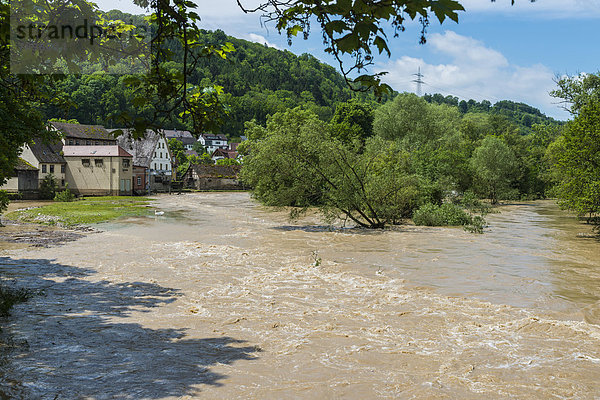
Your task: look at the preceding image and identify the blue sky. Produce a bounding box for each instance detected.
[95,0,600,120]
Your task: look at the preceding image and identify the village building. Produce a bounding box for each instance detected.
[211,148,239,162]
[50,121,117,146]
[19,139,68,189]
[114,129,174,193]
[62,146,134,196]
[199,133,228,154]
[0,158,39,198]
[181,164,243,191]
[164,129,197,151]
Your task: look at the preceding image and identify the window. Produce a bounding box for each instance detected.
[123,159,130,168]
[49,165,54,173]
[137,177,142,186]
[95,159,104,167]
[75,140,80,145]
[61,164,65,173]
[82,159,90,167]
[42,164,47,173]
[68,139,74,145]
[86,140,91,145]
[61,179,65,187]
[160,152,163,159]
[159,163,163,170]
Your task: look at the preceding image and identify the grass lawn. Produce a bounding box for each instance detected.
[4,196,153,226]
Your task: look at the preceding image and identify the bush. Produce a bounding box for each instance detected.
[455,190,492,215]
[54,187,75,202]
[39,174,57,200]
[413,203,472,226]
[413,202,487,233]
[0,190,8,215]
[216,158,240,166]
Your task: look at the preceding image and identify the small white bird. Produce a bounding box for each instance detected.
[154,210,165,216]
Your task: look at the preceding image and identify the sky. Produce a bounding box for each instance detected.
[93,0,600,120]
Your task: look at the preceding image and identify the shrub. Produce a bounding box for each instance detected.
[0,190,8,226]
[216,158,241,166]
[54,187,75,202]
[464,215,487,234]
[413,202,487,233]
[413,203,472,226]
[39,174,57,200]
[456,190,492,215]
[0,190,8,215]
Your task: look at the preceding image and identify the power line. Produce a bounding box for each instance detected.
[412,67,424,97]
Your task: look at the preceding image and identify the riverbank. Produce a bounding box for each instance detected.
[0,196,154,325]
[2,196,153,227]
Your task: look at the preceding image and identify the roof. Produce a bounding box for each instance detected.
[164,129,194,139]
[212,148,238,159]
[15,158,38,171]
[163,130,196,146]
[62,145,132,157]
[185,150,199,157]
[28,138,66,163]
[50,122,116,141]
[112,129,162,168]
[202,133,227,141]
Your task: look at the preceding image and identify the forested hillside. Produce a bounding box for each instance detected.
[38,14,560,139]
[40,25,360,138]
[422,94,562,131]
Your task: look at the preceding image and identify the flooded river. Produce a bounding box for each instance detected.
[1,193,599,399]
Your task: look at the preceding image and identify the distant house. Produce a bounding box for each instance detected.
[0,158,39,198]
[211,148,239,161]
[182,164,243,191]
[164,129,197,151]
[200,133,228,154]
[50,122,117,146]
[113,129,174,193]
[19,138,68,189]
[62,146,134,196]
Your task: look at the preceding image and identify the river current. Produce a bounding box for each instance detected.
[1,192,599,399]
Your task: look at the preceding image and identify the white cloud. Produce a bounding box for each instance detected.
[244,33,281,49]
[377,31,567,119]
[95,0,148,14]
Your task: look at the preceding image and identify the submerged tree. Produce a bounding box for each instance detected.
[549,100,600,220]
[470,136,518,204]
[240,108,428,228]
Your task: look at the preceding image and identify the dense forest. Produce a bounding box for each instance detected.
[38,14,560,140]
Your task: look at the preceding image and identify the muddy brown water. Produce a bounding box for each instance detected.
[0,193,599,399]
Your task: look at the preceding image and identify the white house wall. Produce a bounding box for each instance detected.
[151,137,172,176]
